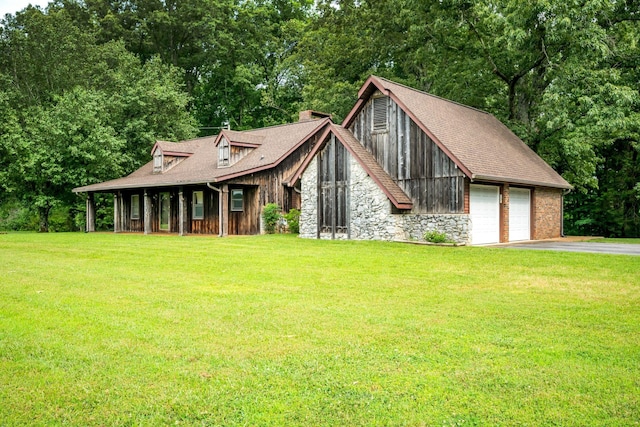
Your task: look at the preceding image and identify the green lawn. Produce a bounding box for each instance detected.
[1,233,638,426]
[588,237,640,244]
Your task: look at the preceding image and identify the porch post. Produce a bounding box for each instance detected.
[113,192,121,233]
[221,184,229,236]
[85,192,95,233]
[144,189,152,234]
[120,192,125,232]
[178,187,186,236]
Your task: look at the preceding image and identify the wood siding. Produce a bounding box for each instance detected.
[119,190,145,232]
[318,135,349,236]
[228,186,260,235]
[231,129,323,211]
[230,146,254,166]
[350,94,465,213]
[189,187,220,235]
[119,186,219,234]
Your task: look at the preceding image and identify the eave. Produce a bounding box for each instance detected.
[471,174,573,190]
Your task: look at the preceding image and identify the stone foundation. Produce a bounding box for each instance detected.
[398,213,470,244]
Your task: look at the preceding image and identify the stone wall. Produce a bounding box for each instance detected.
[399,213,470,244]
[348,155,399,240]
[299,157,318,239]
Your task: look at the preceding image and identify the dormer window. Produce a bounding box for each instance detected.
[372,96,388,132]
[153,149,163,173]
[219,139,230,166]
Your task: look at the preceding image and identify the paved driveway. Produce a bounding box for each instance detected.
[505,241,640,256]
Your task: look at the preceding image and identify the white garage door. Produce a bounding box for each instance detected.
[509,188,531,241]
[470,184,500,245]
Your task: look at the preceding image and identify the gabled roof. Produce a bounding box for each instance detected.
[288,123,413,210]
[343,76,571,189]
[73,119,331,193]
[152,139,203,156]
[215,130,265,147]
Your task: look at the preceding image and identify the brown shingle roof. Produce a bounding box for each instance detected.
[212,119,330,181]
[218,130,265,146]
[344,76,571,189]
[73,120,330,193]
[154,139,203,155]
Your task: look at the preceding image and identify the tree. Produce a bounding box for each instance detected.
[296,0,640,236]
[62,0,233,94]
[0,6,197,231]
[10,89,124,232]
[194,0,313,131]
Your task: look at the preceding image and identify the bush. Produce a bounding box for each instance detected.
[284,208,300,234]
[0,200,38,231]
[424,230,451,244]
[262,203,281,234]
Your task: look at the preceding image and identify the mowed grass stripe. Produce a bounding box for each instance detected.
[0,233,638,426]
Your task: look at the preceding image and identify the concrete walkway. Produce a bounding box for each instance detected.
[503,238,640,256]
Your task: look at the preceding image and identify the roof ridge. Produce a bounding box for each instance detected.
[373,75,492,116]
[232,116,331,134]
[158,139,204,144]
[169,135,218,143]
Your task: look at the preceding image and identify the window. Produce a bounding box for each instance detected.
[231,189,243,211]
[219,139,230,166]
[372,96,388,131]
[192,190,204,219]
[131,194,140,219]
[153,149,163,173]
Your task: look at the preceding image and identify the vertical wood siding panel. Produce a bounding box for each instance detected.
[405,111,411,181]
[349,96,467,215]
[389,99,397,179]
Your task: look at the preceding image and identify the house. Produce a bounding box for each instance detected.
[289,76,572,244]
[74,76,570,244]
[73,112,331,235]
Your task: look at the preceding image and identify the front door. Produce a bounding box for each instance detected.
[160,192,170,231]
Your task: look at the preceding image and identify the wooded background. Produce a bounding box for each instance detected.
[1,0,638,236]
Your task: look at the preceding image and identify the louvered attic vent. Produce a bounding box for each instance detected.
[372,96,388,131]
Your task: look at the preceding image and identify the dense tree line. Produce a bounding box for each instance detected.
[0,0,638,236]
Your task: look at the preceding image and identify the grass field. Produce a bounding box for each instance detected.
[1,233,639,426]
[588,237,640,244]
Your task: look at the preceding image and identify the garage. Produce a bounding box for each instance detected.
[470,184,500,245]
[509,188,531,241]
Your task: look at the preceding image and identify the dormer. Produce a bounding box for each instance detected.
[153,148,163,173]
[216,130,264,168]
[151,140,199,174]
[218,138,230,167]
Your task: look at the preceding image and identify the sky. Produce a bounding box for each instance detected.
[0,0,50,19]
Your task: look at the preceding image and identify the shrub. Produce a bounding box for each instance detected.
[262,203,281,234]
[424,230,450,244]
[0,200,38,231]
[284,208,301,234]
